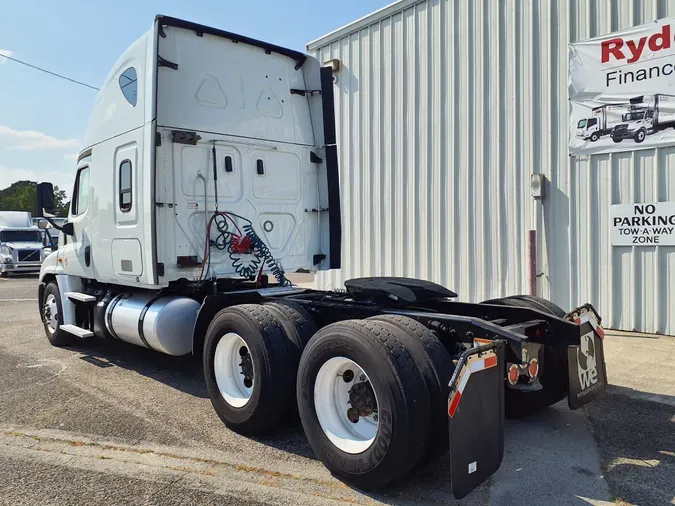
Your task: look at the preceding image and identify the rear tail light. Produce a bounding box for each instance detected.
[528,358,539,379]
[507,364,519,385]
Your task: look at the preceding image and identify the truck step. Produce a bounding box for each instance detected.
[59,324,94,338]
[64,292,97,303]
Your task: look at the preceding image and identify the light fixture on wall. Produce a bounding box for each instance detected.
[530,173,546,199]
[323,58,340,72]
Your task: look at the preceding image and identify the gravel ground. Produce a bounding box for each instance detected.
[1,274,671,505]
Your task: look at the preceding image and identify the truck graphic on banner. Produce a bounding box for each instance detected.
[610,94,675,143]
[569,17,675,155]
[575,104,629,142]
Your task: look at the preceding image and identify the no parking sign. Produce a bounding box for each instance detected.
[611,201,675,245]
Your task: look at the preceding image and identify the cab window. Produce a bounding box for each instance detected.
[71,167,90,216]
[119,160,132,212]
[119,67,138,107]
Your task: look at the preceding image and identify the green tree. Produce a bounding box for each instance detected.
[0,181,69,217]
[53,187,70,216]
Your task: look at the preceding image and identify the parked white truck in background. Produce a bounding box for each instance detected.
[34,15,607,499]
[0,211,49,277]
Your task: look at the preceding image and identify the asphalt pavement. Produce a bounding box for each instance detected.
[0,274,671,505]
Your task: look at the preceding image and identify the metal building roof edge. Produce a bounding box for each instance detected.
[306,0,420,51]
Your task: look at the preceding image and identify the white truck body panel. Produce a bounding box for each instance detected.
[0,212,33,228]
[154,23,326,283]
[45,16,333,289]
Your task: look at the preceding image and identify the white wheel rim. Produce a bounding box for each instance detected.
[43,293,58,334]
[314,357,379,454]
[214,333,254,408]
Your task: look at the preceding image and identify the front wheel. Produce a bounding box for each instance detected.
[635,129,646,143]
[41,281,74,346]
[590,132,599,142]
[297,320,431,490]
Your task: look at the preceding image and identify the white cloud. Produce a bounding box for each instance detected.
[0,164,74,198]
[0,125,80,151]
[64,153,79,162]
[0,49,13,64]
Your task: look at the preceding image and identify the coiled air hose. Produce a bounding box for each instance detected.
[200,212,290,286]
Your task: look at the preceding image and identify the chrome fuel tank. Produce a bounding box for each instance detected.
[105,293,200,356]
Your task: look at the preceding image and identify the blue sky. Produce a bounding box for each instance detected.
[0,0,386,196]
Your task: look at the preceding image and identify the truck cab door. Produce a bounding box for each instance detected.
[58,162,95,279]
[588,117,598,133]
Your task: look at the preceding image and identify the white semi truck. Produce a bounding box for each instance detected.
[610,94,675,143]
[0,211,49,277]
[35,16,607,499]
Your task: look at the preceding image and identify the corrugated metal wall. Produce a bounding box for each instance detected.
[309,0,675,335]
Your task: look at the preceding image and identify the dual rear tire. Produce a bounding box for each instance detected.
[203,306,453,489]
[203,302,316,435]
[297,318,453,489]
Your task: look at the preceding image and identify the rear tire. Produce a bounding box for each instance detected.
[41,281,74,347]
[297,319,431,489]
[482,296,569,418]
[203,304,297,435]
[263,301,317,354]
[263,301,318,418]
[500,295,566,318]
[367,314,453,463]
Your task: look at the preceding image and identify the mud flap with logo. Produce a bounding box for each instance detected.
[448,341,505,499]
[567,315,608,410]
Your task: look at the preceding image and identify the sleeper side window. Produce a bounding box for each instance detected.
[119,67,138,107]
[119,160,132,212]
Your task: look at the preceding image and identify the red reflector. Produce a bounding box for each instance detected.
[508,364,519,385]
[596,325,605,340]
[448,391,462,418]
[528,358,539,379]
[484,355,498,369]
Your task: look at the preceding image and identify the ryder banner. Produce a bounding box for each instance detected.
[569,18,675,155]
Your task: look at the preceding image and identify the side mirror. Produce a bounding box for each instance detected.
[36,182,56,217]
[37,219,49,230]
[62,222,74,236]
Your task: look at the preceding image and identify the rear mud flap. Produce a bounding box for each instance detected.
[567,316,608,410]
[448,341,505,499]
